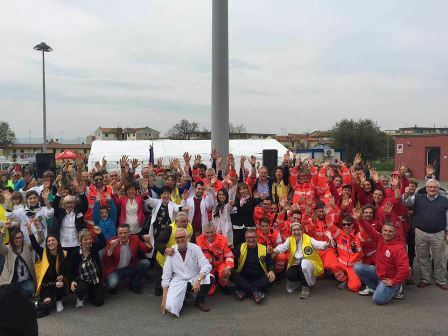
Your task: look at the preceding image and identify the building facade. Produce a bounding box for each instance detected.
[394,135,448,181]
[89,127,160,142]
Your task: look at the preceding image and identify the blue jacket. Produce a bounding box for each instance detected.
[93,199,117,240]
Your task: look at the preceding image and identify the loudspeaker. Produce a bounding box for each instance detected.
[262,149,278,177]
[35,153,56,178]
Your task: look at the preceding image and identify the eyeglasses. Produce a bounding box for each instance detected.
[175,236,186,240]
[94,179,103,182]
[341,223,352,227]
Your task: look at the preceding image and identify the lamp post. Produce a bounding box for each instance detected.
[33,42,53,153]
[212,0,229,159]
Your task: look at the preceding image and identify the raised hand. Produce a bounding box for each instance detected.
[76,154,85,169]
[352,206,362,220]
[217,155,223,168]
[156,158,163,167]
[390,175,400,189]
[131,159,139,169]
[240,155,246,167]
[183,152,191,164]
[425,164,434,176]
[101,156,108,169]
[369,168,379,182]
[384,201,394,215]
[249,155,256,166]
[93,225,102,235]
[120,156,129,168]
[194,155,202,166]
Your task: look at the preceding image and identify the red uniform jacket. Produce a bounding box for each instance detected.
[253,206,275,227]
[102,235,152,278]
[335,230,363,267]
[359,218,409,285]
[256,228,282,249]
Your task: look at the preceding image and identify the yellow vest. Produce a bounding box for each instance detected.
[0,205,8,244]
[287,234,324,277]
[156,221,193,267]
[236,243,268,275]
[170,187,182,205]
[35,250,67,296]
[272,180,290,203]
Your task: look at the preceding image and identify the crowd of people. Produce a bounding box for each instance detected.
[0,150,447,318]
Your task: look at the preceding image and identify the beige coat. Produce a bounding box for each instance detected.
[0,230,44,286]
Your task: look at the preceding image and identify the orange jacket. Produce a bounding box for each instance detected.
[196,233,234,269]
[304,215,341,247]
[335,230,364,267]
[253,206,275,227]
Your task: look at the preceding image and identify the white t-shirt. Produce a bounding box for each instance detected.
[60,211,79,248]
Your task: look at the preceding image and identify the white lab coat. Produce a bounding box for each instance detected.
[211,203,233,245]
[161,242,212,317]
[181,193,215,232]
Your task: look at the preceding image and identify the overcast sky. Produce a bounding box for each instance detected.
[1,0,447,141]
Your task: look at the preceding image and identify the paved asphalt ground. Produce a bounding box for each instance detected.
[38,276,448,336]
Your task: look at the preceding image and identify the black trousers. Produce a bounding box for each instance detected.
[75,280,104,306]
[40,284,66,302]
[286,263,309,287]
[232,228,246,247]
[186,277,214,304]
[230,271,269,296]
[406,227,416,268]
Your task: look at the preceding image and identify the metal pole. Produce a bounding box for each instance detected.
[42,49,47,153]
[211,0,229,160]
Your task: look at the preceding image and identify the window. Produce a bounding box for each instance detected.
[105,133,109,137]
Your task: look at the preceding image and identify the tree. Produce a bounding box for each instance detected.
[330,119,387,161]
[0,121,16,148]
[229,123,247,134]
[166,119,199,140]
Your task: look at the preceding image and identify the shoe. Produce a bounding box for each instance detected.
[253,291,265,304]
[299,286,310,299]
[221,286,231,296]
[394,285,404,299]
[405,278,415,286]
[337,281,347,290]
[108,288,118,295]
[194,301,210,312]
[234,289,245,301]
[35,301,50,318]
[129,284,143,294]
[417,281,430,288]
[436,283,448,290]
[358,287,375,296]
[76,298,84,309]
[56,301,64,313]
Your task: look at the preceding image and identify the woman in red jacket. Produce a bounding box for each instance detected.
[114,183,145,237]
[353,208,409,305]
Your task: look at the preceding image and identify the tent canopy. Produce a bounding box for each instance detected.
[56,150,78,160]
[88,139,288,172]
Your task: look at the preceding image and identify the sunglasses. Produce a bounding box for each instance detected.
[341,223,352,227]
[94,179,103,182]
[175,236,186,240]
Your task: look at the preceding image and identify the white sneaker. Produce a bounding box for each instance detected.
[56,300,64,313]
[76,298,84,308]
[394,285,404,299]
[299,286,310,299]
[358,287,375,296]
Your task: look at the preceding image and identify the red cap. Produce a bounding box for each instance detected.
[391,171,400,176]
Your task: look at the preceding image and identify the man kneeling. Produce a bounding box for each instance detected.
[161,228,213,317]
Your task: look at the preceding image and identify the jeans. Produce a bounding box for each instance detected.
[16,279,35,299]
[106,259,151,289]
[353,263,401,305]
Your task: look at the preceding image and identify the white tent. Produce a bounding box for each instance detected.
[88,139,288,172]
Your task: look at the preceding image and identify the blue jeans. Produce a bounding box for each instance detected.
[16,278,35,299]
[106,259,150,289]
[353,263,401,305]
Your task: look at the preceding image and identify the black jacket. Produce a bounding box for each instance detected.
[50,194,88,238]
[66,233,106,284]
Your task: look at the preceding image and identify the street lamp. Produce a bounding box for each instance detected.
[33,42,53,152]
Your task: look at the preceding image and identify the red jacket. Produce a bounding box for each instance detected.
[359,218,409,285]
[335,230,363,267]
[256,228,282,249]
[114,195,146,227]
[102,235,152,278]
[253,206,275,227]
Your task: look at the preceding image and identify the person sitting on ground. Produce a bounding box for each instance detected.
[30,233,67,315]
[161,228,213,317]
[0,219,44,299]
[102,224,152,295]
[230,228,276,304]
[67,226,106,308]
[353,208,409,305]
[273,222,329,299]
[196,223,234,295]
[154,211,193,296]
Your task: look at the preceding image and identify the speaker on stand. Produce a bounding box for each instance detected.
[262,149,278,177]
